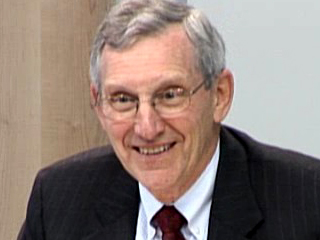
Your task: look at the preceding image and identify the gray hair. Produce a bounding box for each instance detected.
[90,0,226,93]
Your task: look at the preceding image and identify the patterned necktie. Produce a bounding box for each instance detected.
[151,206,187,240]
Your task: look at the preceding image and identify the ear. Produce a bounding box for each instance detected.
[90,84,99,108]
[212,69,234,123]
[90,84,107,128]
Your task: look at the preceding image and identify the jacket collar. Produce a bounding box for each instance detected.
[207,126,263,239]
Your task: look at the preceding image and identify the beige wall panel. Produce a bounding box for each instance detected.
[0,0,41,239]
[0,0,114,239]
[41,0,111,166]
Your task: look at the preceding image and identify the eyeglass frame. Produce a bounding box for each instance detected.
[94,80,207,120]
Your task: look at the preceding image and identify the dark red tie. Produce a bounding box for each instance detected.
[151,206,187,240]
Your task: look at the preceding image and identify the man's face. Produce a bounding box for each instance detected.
[94,25,231,203]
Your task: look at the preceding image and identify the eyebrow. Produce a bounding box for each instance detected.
[103,85,136,95]
[103,74,190,94]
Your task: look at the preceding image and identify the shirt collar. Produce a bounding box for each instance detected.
[139,139,220,238]
[174,140,220,237]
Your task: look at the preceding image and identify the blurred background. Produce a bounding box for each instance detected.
[0,0,111,239]
[192,0,320,158]
[1,0,319,239]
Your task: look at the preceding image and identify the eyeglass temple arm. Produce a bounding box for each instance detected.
[190,81,205,95]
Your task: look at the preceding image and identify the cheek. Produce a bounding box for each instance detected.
[179,104,215,156]
[167,115,200,155]
[104,121,132,152]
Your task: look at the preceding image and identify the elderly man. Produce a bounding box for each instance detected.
[19,0,320,239]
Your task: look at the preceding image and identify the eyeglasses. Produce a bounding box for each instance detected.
[96,80,206,121]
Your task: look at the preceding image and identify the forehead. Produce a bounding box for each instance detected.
[100,24,200,88]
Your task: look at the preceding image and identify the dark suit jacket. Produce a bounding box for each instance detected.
[18,126,320,240]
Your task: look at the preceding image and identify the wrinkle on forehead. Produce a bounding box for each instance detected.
[100,24,199,86]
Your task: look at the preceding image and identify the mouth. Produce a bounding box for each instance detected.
[132,142,176,155]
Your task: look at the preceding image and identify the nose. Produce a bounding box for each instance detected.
[133,101,165,140]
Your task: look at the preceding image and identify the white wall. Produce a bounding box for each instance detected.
[190,0,320,158]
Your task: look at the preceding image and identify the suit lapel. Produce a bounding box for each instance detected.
[207,127,263,240]
[83,163,140,240]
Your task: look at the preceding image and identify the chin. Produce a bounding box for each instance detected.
[139,169,180,194]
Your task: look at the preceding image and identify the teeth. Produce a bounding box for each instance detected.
[138,144,171,155]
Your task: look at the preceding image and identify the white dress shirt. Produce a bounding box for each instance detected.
[135,141,220,240]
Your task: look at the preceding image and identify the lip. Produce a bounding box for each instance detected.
[131,142,176,156]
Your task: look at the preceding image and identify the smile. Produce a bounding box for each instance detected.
[134,143,175,155]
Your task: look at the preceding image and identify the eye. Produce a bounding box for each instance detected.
[156,87,187,106]
[109,93,136,103]
[107,93,137,111]
[160,87,185,99]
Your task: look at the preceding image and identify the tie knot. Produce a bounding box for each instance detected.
[152,206,187,236]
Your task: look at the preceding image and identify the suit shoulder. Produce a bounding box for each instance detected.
[36,145,122,187]
[221,126,320,238]
[24,146,135,239]
[223,126,320,172]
